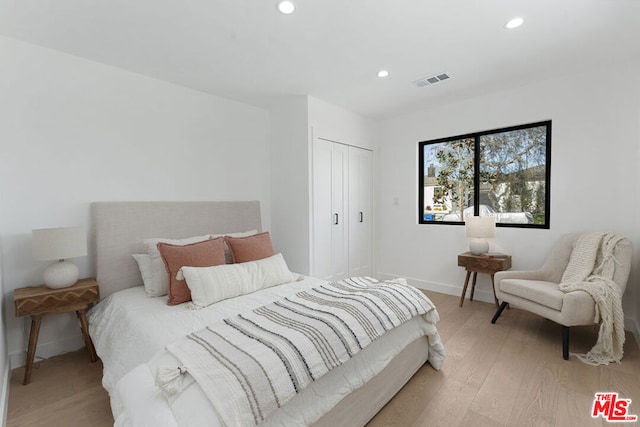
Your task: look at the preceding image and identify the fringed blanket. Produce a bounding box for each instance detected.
[560,232,626,365]
[161,277,439,426]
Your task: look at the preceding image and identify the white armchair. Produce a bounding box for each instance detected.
[491,233,633,359]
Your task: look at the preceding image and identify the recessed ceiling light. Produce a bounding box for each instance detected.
[276,1,296,14]
[505,17,524,29]
[377,70,389,78]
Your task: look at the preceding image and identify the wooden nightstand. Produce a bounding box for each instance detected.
[14,278,100,385]
[458,252,511,308]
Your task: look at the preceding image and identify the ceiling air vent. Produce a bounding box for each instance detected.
[414,72,451,88]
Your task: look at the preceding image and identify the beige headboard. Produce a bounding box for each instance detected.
[92,201,262,298]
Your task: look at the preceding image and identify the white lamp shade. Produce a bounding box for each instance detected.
[32,227,87,261]
[465,216,496,238]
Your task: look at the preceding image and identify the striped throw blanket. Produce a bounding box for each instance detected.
[164,277,437,426]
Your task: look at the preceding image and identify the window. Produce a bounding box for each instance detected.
[419,121,551,228]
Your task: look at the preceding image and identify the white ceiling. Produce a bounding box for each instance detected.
[2,0,640,119]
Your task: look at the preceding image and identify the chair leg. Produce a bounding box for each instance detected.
[491,302,508,324]
[562,326,569,360]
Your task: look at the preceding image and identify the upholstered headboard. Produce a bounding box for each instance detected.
[92,201,262,298]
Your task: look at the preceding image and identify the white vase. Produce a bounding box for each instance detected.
[43,260,79,289]
[469,238,489,255]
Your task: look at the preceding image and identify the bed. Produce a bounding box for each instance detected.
[87,201,445,426]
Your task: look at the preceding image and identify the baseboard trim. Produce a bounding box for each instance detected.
[1,357,10,425]
[9,334,85,369]
[624,315,640,350]
[376,271,496,305]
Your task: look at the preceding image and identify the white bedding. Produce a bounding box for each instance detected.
[88,277,445,426]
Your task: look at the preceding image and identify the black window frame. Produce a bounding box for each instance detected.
[418,120,551,229]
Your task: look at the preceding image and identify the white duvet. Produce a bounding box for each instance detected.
[88,277,445,426]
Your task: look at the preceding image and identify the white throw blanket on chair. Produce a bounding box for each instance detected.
[559,232,626,365]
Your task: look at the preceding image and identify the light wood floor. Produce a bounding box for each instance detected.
[6,291,640,427]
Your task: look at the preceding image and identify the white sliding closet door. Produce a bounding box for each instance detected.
[348,146,373,277]
[312,139,349,281]
[331,143,349,279]
[312,138,373,281]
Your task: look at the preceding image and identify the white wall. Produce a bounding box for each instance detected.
[376,63,640,335]
[0,236,8,423]
[308,97,376,150]
[268,96,311,274]
[635,90,640,344]
[0,36,271,366]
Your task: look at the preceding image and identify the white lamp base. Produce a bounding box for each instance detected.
[469,238,489,255]
[43,260,79,289]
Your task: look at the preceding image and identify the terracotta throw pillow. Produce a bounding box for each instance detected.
[158,237,226,305]
[225,231,275,263]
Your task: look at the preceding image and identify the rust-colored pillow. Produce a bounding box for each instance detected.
[225,231,275,263]
[158,237,226,305]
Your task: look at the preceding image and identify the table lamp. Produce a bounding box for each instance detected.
[465,216,495,255]
[32,226,87,289]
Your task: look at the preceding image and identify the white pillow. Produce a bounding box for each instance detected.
[179,253,299,308]
[143,234,211,297]
[132,254,152,289]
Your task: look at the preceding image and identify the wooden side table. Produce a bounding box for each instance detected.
[14,278,100,385]
[458,252,511,308]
